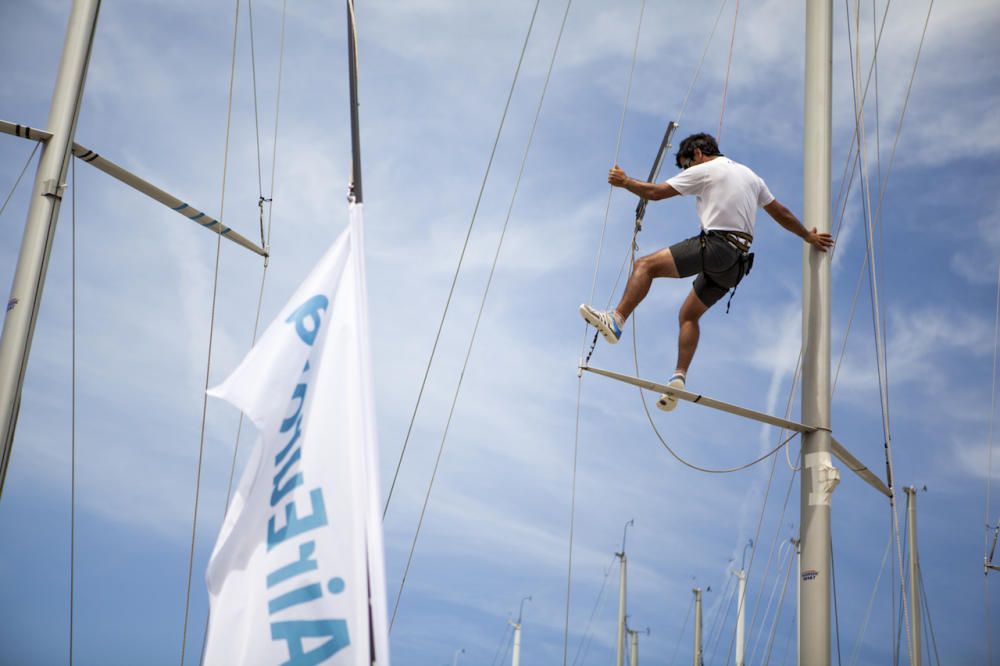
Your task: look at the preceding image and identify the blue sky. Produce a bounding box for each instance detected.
[1,0,999,664]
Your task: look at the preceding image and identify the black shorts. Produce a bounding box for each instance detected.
[670,233,744,307]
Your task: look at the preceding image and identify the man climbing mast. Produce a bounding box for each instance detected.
[580,133,834,411]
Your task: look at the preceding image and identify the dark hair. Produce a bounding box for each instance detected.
[675,133,722,168]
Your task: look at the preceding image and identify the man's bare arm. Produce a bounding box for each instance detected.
[608,165,680,201]
[763,199,834,251]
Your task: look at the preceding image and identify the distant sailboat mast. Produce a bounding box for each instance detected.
[0,0,267,498]
[0,0,101,497]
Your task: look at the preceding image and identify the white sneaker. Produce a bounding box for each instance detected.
[579,304,622,344]
[656,373,686,412]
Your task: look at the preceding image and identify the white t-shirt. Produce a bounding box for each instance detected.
[665,157,774,236]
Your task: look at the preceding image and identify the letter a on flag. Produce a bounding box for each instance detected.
[204,203,389,666]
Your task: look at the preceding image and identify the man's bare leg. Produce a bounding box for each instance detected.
[656,288,710,412]
[675,288,710,376]
[614,247,681,322]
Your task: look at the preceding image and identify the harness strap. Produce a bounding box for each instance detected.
[699,230,755,313]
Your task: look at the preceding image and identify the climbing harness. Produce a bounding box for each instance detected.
[698,229,754,313]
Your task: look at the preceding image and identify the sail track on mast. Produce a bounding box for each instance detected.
[0,118,267,257]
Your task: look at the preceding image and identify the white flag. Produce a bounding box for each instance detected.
[204,203,389,666]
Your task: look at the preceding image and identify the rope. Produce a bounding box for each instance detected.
[0,142,41,219]
[382,0,542,519]
[180,0,240,662]
[717,0,740,139]
[389,0,574,631]
[69,156,78,666]
[631,312,798,473]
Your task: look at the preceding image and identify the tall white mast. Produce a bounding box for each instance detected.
[0,0,102,497]
[615,520,633,666]
[800,0,835,663]
[346,0,362,204]
[734,568,747,666]
[616,554,628,666]
[510,595,530,666]
[905,487,922,666]
[693,587,703,666]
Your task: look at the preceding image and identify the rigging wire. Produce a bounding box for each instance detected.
[846,0,938,658]
[748,540,793,664]
[500,625,516,666]
[847,531,892,666]
[917,564,942,666]
[490,620,514,666]
[221,0,288,521]
[871,0,934,226]
[844,1,935,661]
[69,156,78,666]
[198,6,289,658]
[0,142,41,219]
[567,1,645,661]
[762,543,796,666]
[570,554,618,666]
[180,0,241,662]
[871,0,883,205]
[389,0,574,631]
[717,0,740,140]
[668,592,695,666]
[832,537,844,666]
[382,0,542,520]
[732,454,798,665]
[871,0,940,652]
[704,567,737,662]
[575,580,614,666]
[676,0,731,123]
[246,0,265,199]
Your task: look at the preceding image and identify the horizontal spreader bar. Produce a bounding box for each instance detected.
[0,118,267,257]
[582,365,892,497]
[582,365,815,433]
[830,437,891,498]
